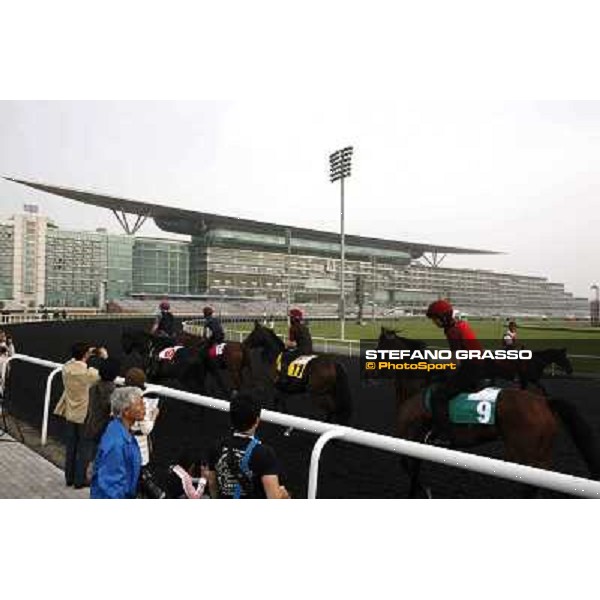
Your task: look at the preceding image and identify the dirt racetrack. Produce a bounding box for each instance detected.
[4,318,600,498]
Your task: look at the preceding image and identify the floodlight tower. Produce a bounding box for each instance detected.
[591,284,599,326]
[329,146,353,340]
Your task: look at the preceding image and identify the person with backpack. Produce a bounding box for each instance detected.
[207,393,290,499]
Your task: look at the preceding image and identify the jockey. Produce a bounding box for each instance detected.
[151,301,176,338]
[426,299,485,446]
[201,306,225,346]
[197,306,228,397]
[278,308,313,387]
[285,308,313,356]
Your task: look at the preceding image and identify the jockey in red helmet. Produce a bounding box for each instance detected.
[286,308,313,354]
[425,299,485,446]
[426,300,483,354]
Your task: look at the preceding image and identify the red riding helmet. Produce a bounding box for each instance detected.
[159,301,170,311]
[289,308,303,320]
[203,306,214,317]
[426,300,454,319]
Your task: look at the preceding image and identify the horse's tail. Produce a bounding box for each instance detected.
[547,395,600,479]
[334,362,353,425]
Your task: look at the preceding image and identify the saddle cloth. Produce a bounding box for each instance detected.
[208,343,227,360]
[276,353,317,381]
[424,386,501,425]
[158,345,184,361]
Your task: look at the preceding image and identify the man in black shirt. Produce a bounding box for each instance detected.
[207,393,290,499]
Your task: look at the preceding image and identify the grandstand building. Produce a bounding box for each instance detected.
[0,178,590,318]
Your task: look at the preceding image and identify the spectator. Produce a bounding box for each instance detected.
[0,330,15,356]
[0,331,15,399]
[164,451,209,499]
[207,393,290,499]
[503,321,519,348]
[0,345,9,399]
[83,357,121,479]
[54,342,108,488]
[90,387,145,499]
[123,368,160,468]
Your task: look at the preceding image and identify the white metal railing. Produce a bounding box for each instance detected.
[0,312,159,325]
[5,352,600,498]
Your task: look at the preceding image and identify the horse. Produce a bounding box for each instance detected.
[376,328,600,498]
[121,327,203,391]
[485,347,573,392]
[121,327,251,398]
[242,322,353,425]
[175,330,252,398]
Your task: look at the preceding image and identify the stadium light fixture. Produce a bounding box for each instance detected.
[592,284,599,326]
[329,145,353,340]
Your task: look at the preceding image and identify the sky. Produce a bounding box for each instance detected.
[0,100,598,298]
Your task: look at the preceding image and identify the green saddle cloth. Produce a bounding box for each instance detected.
[424,386,501,425]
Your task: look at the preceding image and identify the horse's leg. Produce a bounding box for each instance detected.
[272,390,294,436]
[311,391,336,423]
[210,361,230,399]
[401,457,432,499]
[395,384,434,498]
[500,391,557,498]
[226,351,242,398]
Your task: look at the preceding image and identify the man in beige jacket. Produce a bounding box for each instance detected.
[54,342,108,488]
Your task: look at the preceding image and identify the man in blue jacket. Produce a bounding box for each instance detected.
[90,387,146,499]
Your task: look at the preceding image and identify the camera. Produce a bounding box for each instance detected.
[139,467,166,499]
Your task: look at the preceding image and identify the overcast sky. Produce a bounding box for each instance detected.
[0,100,598,298]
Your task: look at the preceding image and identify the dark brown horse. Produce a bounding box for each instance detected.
[243,322,353,425]
[121,327,251,397]
[377,328,600,497]
[167,331,252,397]
[485,347,573,393]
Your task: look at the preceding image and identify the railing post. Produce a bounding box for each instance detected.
[307,428,346,499]
[42,367,63,446]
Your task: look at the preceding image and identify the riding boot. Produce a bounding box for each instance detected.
[276,354,290,390]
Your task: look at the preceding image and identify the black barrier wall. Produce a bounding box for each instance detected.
[4,319,599,498]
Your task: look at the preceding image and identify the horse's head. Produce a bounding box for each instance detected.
[377,327,399,350]
[244,322,283,360]
[556,348,573,375]
[122,328,149,356]
[244,321,266,349]
[177,331,202,349]
[376,327,427,353]
[122,329,134,355]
